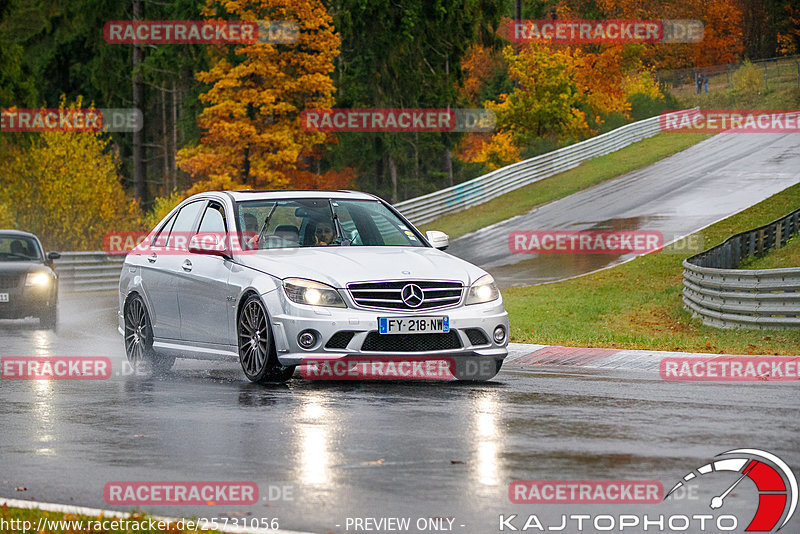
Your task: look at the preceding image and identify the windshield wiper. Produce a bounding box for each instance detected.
[328,200,351,246]
[256,202,278,248]
[2,253,32,261]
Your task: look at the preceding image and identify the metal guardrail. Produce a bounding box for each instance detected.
[393,111,692,225]
[53,112,691,292]
[682,208,800,330]
[54,252,124,293]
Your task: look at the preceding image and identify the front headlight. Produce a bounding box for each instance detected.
[25,272,52,288]
[465,274,499,305]
[283,278,346,308]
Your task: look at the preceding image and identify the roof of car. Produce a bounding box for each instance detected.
[0,229,40,239]
[223,190,379,202]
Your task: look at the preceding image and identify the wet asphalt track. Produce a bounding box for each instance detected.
[0,293,798,533]
[447,131,800,287]
[2,135,800,532]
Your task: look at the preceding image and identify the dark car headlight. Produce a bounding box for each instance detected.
[283,278,346,308]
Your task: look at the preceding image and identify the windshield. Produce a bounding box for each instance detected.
[0,235,43,262]
[235,198,426,249]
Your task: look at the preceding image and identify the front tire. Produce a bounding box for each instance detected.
[238,295,295,383]
[124,295,175,374]
[39,305,57,330]
[453,357,503,381]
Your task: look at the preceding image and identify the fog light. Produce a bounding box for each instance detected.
[493,325,506,344]
[298,330,317,349]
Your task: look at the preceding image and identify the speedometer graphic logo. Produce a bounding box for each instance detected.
[665,449,797,532]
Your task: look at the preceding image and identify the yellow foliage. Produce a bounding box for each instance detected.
[0,201,15,228]
[486,44,593,145]
[0,98,141,250]
[622,71,663,100]
[471,131,521,171]
[732,60,764,105]
[143,191,188,231]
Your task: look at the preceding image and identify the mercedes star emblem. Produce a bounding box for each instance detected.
[401,283,424,308]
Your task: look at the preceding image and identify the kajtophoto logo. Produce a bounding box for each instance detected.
[665,449,797,532]
[501,449,796,532]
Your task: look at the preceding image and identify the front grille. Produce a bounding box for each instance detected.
[465,328,489,346]
[348,280,463,311]
[0,275,22,290]
[361,331,462,352]
[325,331,356,349]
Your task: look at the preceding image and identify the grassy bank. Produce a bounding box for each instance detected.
[503,183,800,355]
[0,506,219,534]
[420,132,711,239]
[740,233,800,269]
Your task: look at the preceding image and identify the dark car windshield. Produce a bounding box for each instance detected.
[0,235,44,262]
[235,198,426,249]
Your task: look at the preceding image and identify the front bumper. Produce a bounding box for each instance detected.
[0,287,56,319]
[263,289,509,367]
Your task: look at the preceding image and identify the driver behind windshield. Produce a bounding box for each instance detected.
[1,238,37,260]
[313,220,336,246]
[10,240,28,257]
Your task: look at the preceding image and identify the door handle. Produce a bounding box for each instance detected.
[147,254,157,263]
[182,259,193,272]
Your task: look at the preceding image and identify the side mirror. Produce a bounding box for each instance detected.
[188,233,230,258]
[426,230,449,251]
[47,251,61,261]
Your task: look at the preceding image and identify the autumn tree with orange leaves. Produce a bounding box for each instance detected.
[178,0,341,193]
[560,0,744,69]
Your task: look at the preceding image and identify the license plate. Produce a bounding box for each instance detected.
[379,316,449,334]
[0,293,8,302]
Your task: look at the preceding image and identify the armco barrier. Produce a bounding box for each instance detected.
[682,208,800,330]
[393,110,696,225]
[53,112,693,292]
[54,252,124,293]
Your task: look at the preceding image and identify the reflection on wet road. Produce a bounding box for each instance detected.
[1,293,798,533]
[448,132,800,287]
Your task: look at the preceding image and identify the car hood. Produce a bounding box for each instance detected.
[0,261,51,275]
[236,246,486,288]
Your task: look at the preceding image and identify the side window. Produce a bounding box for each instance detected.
[152,213,177,248]
[168,201,205,250]
[198,202,227,234]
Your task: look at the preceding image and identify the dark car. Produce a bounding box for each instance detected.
[0,230,60,329]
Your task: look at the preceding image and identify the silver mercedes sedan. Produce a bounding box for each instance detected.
[118,190,509,382]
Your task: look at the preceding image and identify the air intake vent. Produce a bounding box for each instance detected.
[465,328,489,346]
[361,331,462,352]
[0,275,22,290]
[325,331,356,349]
